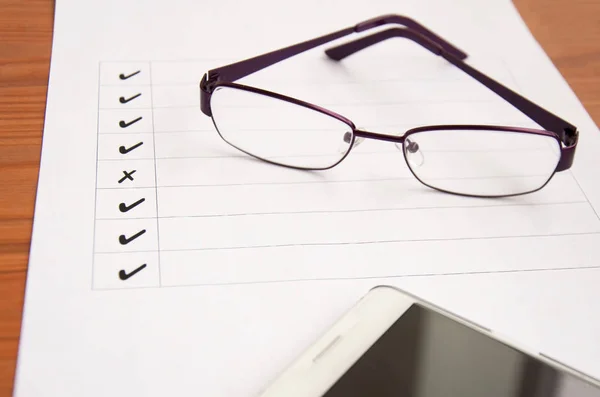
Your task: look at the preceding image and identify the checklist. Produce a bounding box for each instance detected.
[95,63,160,288]
[92,57,600,291]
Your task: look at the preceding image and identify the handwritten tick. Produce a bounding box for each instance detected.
[119,142,143,154]
[119,71,140,80]
[119,117,142,128]
[119,198,145,213]
[119,93,141,104]
[119,229,146,245]
[119,264,147,280]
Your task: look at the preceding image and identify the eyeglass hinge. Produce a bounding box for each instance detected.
[201,71,220,93]
[200,72,218,117]
[564,127,578,147]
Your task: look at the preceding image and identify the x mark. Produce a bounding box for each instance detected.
[118,170,137,184]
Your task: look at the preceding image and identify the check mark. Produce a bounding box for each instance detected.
[119,93,141,104]
[119,117,142,128]
[119,70,140,80]
[119,263,147,280]
[119,198,145,213]
[119,229,146,245]
[119,141,143,154]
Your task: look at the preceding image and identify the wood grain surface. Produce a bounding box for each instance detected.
[0,0,598,395]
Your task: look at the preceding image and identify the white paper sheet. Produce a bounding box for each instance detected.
[14,0,600,395]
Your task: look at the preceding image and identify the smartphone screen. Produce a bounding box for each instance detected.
[323,304,600,397]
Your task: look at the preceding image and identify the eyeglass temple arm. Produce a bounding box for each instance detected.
[325,27,578,171]
[204,14,466,85]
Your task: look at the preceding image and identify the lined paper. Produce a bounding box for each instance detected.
[14,1,600,396]
[91,56,599,290]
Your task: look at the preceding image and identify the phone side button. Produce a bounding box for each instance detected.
[312,335,342,362]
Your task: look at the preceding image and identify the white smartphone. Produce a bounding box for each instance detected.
[258,285,600,397]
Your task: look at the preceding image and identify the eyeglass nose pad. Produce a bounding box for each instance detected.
[352,136,365,149]
[401,138,424,167]
[339,131,364,153]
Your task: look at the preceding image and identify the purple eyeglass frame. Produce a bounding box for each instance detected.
[199,14,578,197]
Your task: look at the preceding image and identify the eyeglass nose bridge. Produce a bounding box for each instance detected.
[345,128,406,153]
[353,128,407,145]
[353,129,426,168]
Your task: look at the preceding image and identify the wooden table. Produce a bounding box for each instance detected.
[0,0,598,395]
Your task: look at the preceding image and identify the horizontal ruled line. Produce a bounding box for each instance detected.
[92,231,600,255]
[91,264,600,291]
[99,98,500,111]
[98,75,479,88]
[94,200,587,221]
[96,170,565,189]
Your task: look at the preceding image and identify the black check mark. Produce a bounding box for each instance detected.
[119,141,143,154]
[119,70,140,80]
[119,198,145,213]
[119,263,147,280]
[119,229,146,245]
[119,93,142,104]
[119,117,142,128]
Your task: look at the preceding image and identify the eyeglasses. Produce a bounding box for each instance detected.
[199,14,578,198]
